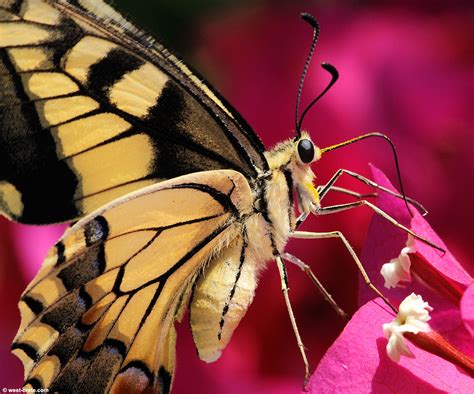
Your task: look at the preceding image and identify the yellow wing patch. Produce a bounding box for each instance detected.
[108,62,169,117]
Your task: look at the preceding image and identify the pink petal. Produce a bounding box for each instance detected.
[460,284,474,337]
[359,165,472,306]
[359,166,474,358]
[307,299,474,393]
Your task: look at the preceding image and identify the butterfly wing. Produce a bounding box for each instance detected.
[11,169,254,393]
[0,0,267,224]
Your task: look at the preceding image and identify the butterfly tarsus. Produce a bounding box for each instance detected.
[317,200,444,253]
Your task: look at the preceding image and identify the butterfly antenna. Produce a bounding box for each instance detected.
[295,13,320,137]
[298,63,339,132]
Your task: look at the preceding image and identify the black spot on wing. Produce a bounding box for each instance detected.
[11,342,38,362]
[49,18,85,67]
[56,241,66,265]
[57,244,105,291]
[24,378,42,390]
[84,215,109,246]
[21,295,44,315]
[158,366,172,394]
[87,48,144,99]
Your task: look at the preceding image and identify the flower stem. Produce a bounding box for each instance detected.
[405,330,474,377]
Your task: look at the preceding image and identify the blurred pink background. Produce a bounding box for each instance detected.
[0,1,472,392]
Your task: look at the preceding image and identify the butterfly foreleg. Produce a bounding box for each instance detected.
[316,200,443,252]
[275,256,310,386]
[290,230,397,314]
[322,186,378,200]
[282,252,348,320]
[317,168,427,215]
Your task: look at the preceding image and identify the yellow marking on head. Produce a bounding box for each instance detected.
[23,72,79,99]
[36,96,100,127]
[22,0,61,25]
[108,62,169,117]
[68,133,154,197]
[8,47,53,71]
[52,113,131,158]
[0,22,51,47]
[0,181,23,219]
[305,181,320,204]
[64,36,118,83]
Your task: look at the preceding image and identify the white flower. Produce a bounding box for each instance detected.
[381,235,416,288]
[383,293,433,362]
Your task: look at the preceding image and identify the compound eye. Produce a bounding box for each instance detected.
[297,138,315,164]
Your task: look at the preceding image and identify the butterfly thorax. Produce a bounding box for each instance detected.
[256,132,321,256]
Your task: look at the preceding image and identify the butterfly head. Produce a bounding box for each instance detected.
[292,132,321,215]
[265,131,321,216]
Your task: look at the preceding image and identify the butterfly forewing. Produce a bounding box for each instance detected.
[0,0,267,224]
[12,170,254,393]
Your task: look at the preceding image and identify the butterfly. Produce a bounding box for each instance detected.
[0,0,441,392]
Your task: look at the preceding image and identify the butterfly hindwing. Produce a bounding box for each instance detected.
[0,0,267,224]
[12,169,254,393]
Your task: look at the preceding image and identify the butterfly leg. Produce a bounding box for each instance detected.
[322,186,377,200]
[291,230,397,314]
[317,168,427,215]
[275,256,310,386]
[317,200,443,252]
[282,252,348,320]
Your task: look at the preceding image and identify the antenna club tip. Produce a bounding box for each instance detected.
[321,62,338,71]
[321,63,339,79]
[300,13,319,29]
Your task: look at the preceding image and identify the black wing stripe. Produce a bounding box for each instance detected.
[0,47,80,222]
[86,47,145,98]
